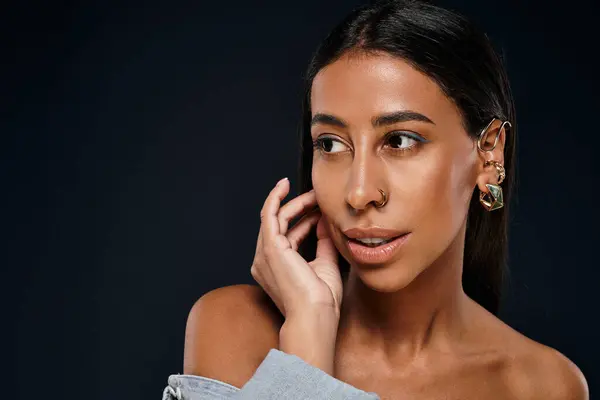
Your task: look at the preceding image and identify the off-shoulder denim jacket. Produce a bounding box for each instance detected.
[163,348,380,399]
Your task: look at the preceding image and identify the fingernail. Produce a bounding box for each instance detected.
[277,177,288,185]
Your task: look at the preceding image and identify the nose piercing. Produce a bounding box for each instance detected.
[374,189,388,208]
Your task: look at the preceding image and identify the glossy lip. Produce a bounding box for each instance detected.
[344,230,411,265]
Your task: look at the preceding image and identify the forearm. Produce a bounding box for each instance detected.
[279,307,340,375]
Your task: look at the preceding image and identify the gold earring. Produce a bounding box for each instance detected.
[374,189,387,208]
[479,160,505,211]
[480,183,504,211]
[476,117,509,212]
[477,119,511,152]
[484,160,505,184]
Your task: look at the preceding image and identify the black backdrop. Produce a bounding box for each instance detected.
[5,0,599,398]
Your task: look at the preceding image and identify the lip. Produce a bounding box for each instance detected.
[343,230,410,265]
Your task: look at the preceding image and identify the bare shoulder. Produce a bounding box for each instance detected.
[183,284,284,388]
[503,338,589,400]
[463,300,588,400]
[475,309,588,400]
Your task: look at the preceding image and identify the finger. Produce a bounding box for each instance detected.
[277,190,317,234]
[286,210,321,251]
[315,216,338,263]
[260,177,290,244]
[253,217,274,285]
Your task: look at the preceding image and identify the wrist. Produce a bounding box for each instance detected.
[279,309,340,374]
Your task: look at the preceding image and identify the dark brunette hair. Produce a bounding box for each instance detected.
[297,0,516,315]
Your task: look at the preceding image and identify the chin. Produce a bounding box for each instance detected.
[352,261,421,293]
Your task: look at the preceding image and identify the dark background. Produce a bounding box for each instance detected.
[4,0,599,398]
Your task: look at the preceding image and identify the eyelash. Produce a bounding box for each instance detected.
[311,131,428,156]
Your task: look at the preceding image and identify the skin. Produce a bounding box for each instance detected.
[184,51,588,399]
[308,51,587,398]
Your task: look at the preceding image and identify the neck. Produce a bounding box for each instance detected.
[337,227,470,362]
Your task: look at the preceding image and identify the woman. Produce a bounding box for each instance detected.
[164,0,589,398]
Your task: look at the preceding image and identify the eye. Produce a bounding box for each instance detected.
[312,136,349,154]
[384,131,426,151]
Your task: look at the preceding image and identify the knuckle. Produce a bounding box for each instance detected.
[250,264,264,281]
[263,242,281,263]
[262,245,274,262]
[277,207,288,221]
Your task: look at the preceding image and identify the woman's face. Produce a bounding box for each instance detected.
[310,52,481,291]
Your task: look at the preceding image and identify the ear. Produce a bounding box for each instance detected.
[476,119,509,193]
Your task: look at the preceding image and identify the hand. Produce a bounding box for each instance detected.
[250,177,343,320]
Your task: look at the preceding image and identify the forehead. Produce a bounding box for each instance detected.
[310,52,456,122]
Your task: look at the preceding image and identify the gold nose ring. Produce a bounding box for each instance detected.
[374,189,388,208]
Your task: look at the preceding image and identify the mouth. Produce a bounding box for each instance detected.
[344,233,410,264]
[348,237,398,247]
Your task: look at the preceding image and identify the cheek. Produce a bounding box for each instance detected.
[406,149,472,231]
[311,160,340,212]
[413,163,454,216]
[311,161,324,191]
[312,161,346,246]
[311,162,326,202]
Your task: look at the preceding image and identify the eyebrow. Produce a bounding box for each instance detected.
[310,110,435,128]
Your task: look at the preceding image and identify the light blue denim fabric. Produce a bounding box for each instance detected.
[163,348,380,399]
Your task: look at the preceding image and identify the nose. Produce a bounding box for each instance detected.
[345,151,385,212]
